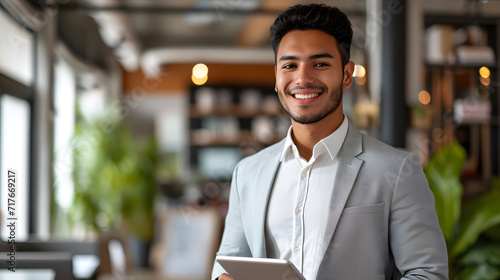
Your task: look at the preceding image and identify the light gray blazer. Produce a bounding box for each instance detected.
[212,123,448,280]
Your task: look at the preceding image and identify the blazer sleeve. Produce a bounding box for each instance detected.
[390,153,449,280]
[211,163,252,280]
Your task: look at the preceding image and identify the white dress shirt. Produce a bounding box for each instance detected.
[265,116,349,280]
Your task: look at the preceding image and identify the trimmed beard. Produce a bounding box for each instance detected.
[277,84,343,125]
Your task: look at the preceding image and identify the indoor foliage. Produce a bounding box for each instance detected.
[71,108,158,241]
[425,141,500,280]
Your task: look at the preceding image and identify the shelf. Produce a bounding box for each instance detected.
[425,63,497,70]
[425,14,500,27]
[191,130,252,146]
[190,130,283,146]
[420,14,500,178]
[456,117,500,126]
[189,104,284,118]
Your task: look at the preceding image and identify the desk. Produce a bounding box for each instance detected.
[0,251,72,280]
[0,269,55,280]
[98,270,170,280]
[73,254,100,279]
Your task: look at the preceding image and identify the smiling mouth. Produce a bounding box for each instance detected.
[293,93,320,99]
[287,86,325,100]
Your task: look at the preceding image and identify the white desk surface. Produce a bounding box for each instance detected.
[73,254,100,279]
[0,269,55,280]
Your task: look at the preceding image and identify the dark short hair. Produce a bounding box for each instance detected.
[270,4,353,67]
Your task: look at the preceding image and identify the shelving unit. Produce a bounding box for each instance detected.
[422,14,500,195]
[188,85,290,181]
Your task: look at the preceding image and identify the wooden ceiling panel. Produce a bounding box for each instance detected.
[237,0,294,47]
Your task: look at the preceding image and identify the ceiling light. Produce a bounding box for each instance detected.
[192,74,208,86]
[193,63,209,79]
[418,90,431,105]
[353,65,366,78]
[479,66,490,79]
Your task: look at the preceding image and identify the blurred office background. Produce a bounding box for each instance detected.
[0,0,499,279]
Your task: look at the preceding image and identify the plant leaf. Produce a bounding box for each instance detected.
[458,264,500,280]
[459,243,500,266]
[482,179,500,243]
[483,223,500,242]
[424,141,466,244]
[70,106,158,239]
[452,179,500,256]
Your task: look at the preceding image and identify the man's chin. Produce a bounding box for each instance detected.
[288,106,340,125]
[290,114,327,125]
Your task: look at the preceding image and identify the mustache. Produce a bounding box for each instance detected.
[285,85,326,95]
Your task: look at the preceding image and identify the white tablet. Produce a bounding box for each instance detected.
[216,256,306,280]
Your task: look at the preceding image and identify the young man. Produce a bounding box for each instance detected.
[212,4,448,280]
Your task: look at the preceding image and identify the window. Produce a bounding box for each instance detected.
[0,5,35,241]
[53,58,76,212]
[0,8,34,86]
[51,54,107,237]
[0,94,30,241]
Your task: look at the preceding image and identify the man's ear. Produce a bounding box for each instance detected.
[342,61,355,89]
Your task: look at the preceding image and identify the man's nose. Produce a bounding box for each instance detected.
[295,67,314,86]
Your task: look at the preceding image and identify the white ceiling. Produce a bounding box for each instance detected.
[37,0,500,73]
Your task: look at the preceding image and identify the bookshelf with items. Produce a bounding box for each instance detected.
[188,85,290,182]
[422,14,500,195]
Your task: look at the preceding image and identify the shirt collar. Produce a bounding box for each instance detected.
[280,115,349,162]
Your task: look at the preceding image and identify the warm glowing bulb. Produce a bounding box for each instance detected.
[192,74,208,85]
[480,76,490,86]
[355,76,367,85]
[479,66,490,79]
[192,63,208,79]
[418,90,431,105]
[353,65,366,78]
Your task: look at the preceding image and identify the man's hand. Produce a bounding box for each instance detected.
[219,273,234,280]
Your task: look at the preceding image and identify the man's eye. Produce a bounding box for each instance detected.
[315,62,329,67]
[282,64,296,69]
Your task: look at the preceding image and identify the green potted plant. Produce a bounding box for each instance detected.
[425,141,500,279]
[70,107,158,242]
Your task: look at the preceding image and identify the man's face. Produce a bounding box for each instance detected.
[275,29,353,125]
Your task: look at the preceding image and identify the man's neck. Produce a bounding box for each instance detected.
[291,110,344,161]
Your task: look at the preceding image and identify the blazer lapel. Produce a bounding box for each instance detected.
[251,140,284,257]
[318,123,364,261]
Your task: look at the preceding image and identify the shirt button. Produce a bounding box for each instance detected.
[295,207,302,213]
[293,246,301,253]
[301,172,307,178]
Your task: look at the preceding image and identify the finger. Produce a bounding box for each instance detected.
[219,273,234,280]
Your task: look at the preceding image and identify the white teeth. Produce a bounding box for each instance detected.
[294,93,319,99]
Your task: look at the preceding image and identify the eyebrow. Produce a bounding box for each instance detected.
[278,53,334,62]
